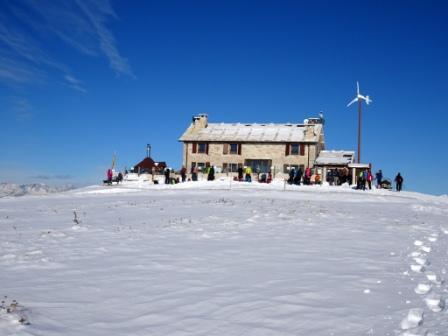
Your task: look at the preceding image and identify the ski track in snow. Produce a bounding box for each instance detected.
[0,182,447,336]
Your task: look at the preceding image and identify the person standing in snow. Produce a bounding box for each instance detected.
[367,170,373,190]
[107,168,113,185]
[207,166,215,181]
[333,169,340,186]
[375,169,383,189]
[190,165,198,181]
[362,170,368,190]
[164,168,170,184]
[244,166,252,182]
[294,167,303,185]
[237,166,243,182]
[288,167,295,185]
[180,166,187,182]
[357,170,364,190]
[304,167,312,185]
[395,173,404,192]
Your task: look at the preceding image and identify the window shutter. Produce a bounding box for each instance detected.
[223,144,229,154]
[300,143,305,156]
[237,143,242,155]
[206,143,209,155]
[192,143,197,154]
[285,144,290,156]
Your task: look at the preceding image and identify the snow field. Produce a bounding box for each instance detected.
[0,183,447,335]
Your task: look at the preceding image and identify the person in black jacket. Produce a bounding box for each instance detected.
[237,166,243,182]
[207,166,215,181]
[394,173,403,191]
[294,167,303,185]
[164,168,170,184]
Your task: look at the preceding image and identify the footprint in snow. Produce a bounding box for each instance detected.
[426,272,443,285]
[414,240,424,247]
[420,246,431,253]
[424,295,445,312]
[400,308,424,330]
[428,236,437,243]
[414,283,432,295]
[413,257,430,266]
[411,251,422,258]
[411,264,425,273]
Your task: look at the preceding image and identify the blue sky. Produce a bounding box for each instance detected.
[1,0,447,195]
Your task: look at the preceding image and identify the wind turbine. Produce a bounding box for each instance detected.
[347,81,372,163]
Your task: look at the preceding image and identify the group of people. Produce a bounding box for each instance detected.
[287,167,315,185]
[356,169,404,191]
[326,167,352,186]
[105,169,123,185]
[108,165,405,192]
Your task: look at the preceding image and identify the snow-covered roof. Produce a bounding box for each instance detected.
[179,123,323,143]
[315,150,355,166]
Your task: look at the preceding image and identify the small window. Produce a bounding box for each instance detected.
[224,143,241,155]
[286,143,305,156]
[290,144,299,155]
[230,143,239,154]
[198,143,208,154]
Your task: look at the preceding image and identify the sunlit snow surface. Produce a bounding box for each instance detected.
[1,180,447,336]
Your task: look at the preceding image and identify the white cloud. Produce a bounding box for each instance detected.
[64,74,87,93]
[0,0,134,91]
[75,0,135,78]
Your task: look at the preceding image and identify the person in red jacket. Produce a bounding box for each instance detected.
[106,168,113,185]
[304,167,312,185]
[367,170,373,190]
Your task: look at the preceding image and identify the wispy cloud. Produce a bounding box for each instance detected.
[64,74,87,93]
[0,53,46,85]
[0,0,133,91]
[75,0,135,78]
[13,97,34,121]
[32,174,74,180]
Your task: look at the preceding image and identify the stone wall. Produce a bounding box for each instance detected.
[182,142,320,176]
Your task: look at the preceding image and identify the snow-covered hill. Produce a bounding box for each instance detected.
[0,180,447,335]
[0,183,74,198]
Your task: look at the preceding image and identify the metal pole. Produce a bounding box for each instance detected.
[357,99,362,163]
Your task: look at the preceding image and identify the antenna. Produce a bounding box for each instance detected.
[146,144,151,158]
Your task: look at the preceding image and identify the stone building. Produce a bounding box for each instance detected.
[179,114,325,177]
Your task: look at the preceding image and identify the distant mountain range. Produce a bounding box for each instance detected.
[0,183,75,198]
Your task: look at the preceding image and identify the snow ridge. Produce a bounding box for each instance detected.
[0,183,74,198]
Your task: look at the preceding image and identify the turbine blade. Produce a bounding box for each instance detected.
[347,97,358,107]
[357,81,360,95]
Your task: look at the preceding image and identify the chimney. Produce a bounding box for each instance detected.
[304,125,315,140]
[192,114,208,129]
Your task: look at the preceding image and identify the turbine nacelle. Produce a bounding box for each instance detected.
[347,82,372,107]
